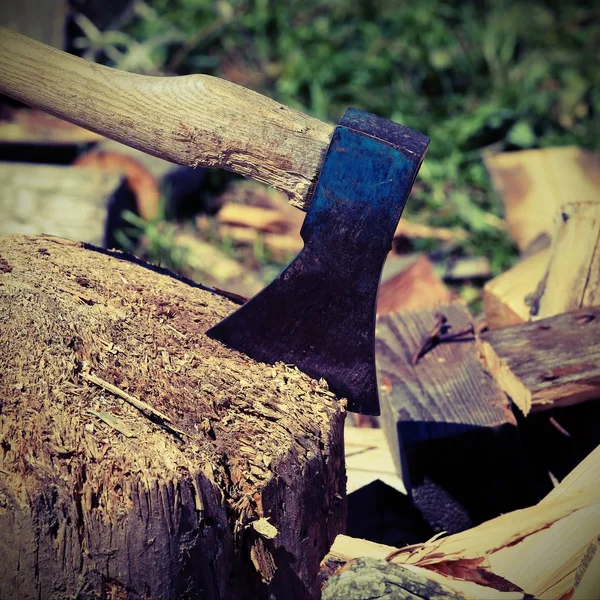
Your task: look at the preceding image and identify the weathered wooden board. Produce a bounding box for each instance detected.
[479,306,600,414]
[376,301,534,534]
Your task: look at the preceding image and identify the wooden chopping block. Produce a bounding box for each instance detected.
[0,234,346,600]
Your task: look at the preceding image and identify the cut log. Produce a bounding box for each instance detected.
[322,557,464,600]
[376,301,534,534]
[479,307,600,414]
[377,254,454,316]
[530,201,600,319]
[483,249,549,329]
[0,234,345,600]
[0,162,123,246]
[484,147,600,253]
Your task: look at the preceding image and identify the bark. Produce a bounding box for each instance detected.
[0,234,346,600]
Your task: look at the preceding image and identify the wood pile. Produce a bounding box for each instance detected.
[0,100,598,599]
[331,146,600,599]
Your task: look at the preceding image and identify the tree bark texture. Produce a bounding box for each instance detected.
[0,234,346,600]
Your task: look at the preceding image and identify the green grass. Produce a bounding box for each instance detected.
[81,0,599,290]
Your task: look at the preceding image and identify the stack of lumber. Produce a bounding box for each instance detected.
[372,146,600,565]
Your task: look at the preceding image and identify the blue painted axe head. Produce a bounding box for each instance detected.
[207,108,429,415]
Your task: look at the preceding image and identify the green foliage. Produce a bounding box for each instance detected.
[115,208,190,273]
[84,0,597,279]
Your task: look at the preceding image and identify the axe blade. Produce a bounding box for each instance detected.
[207,108,429,415]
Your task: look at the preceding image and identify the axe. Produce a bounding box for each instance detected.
[0,27,428,415]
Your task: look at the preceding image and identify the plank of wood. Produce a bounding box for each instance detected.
[530,201,600,319]
[0,26,334,209]
[479,307,600,415]
[377,254,454,316]
[483,249,549,329]
[0,162,122,246]
[376,300,534,534]
[485,147,600,253]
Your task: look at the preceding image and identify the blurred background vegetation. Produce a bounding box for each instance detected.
[73,0,599,302]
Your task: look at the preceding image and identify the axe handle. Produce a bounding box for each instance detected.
[0,26,333,210]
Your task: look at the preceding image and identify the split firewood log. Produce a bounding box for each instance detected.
[0,234,346,600]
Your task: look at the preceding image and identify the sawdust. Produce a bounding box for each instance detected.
[0,234,346,599]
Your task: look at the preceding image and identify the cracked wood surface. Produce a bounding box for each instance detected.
[479,306,600,415]
[530,201,600,320]
[0,26,334,209]
[0,234,345,600]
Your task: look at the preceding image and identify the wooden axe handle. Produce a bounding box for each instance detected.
[0,26,334,210]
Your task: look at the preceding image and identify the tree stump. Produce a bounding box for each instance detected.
[0,235,346,600]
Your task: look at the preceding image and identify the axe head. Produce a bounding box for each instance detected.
[207,108,429,415]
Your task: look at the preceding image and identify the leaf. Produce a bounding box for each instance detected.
[507,121,536,148]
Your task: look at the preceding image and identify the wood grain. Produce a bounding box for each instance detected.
[0,234,345,599]
[531,201,600,319]
[0,26,334,209]
[376,301,533,534]
[479,306,600,414]
[483,248,549,329]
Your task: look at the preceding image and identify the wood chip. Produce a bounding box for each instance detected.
[88,409,137,438]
